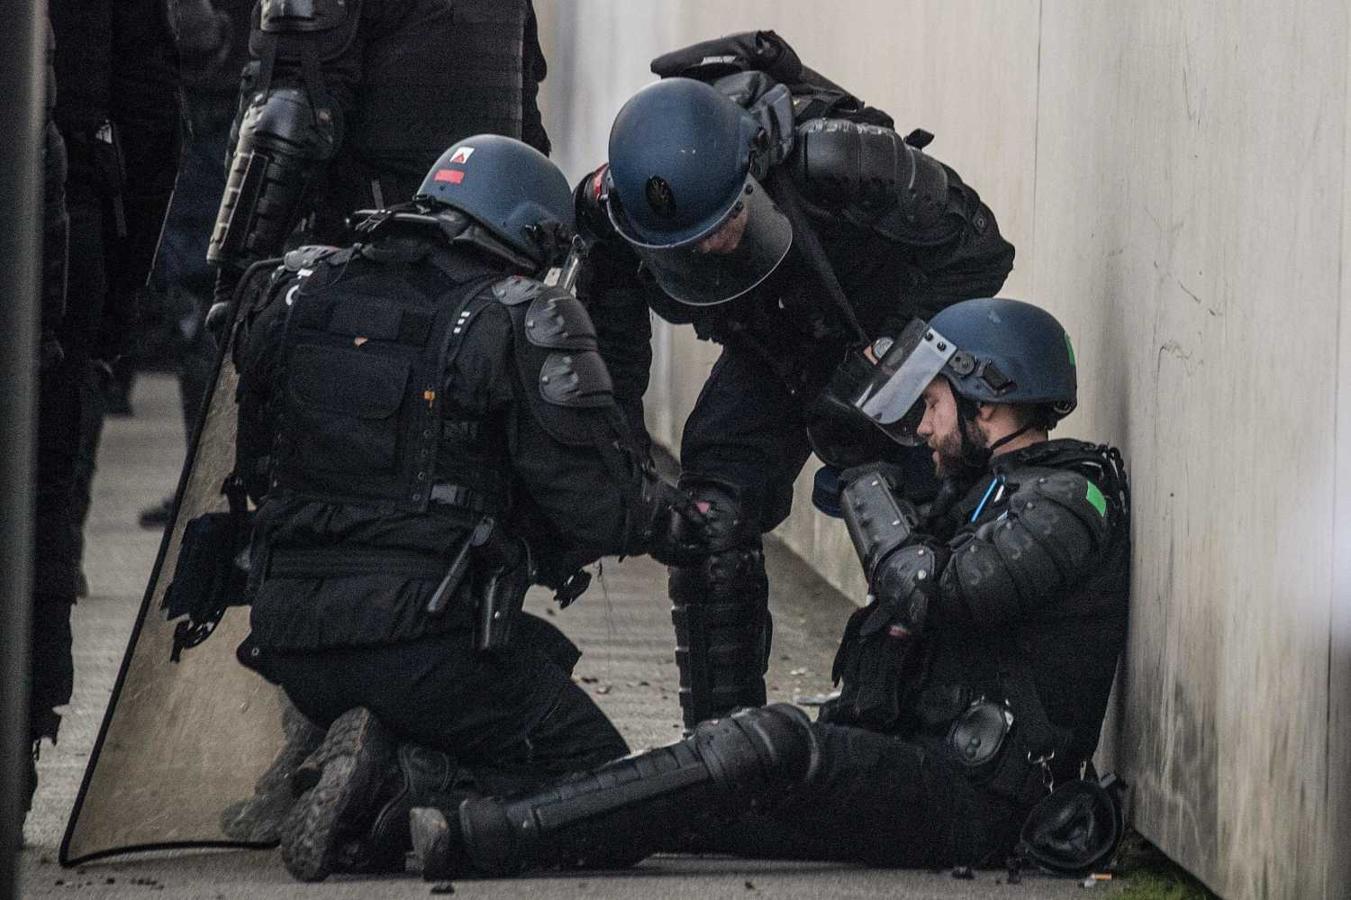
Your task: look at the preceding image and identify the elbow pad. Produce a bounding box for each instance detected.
[208,87,339,269]
[789,119,949,233]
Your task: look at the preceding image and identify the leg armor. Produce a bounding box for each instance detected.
[671,486,772,729]
[414,705,819,878]
[207,86,337,271]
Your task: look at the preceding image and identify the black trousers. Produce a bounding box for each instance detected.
[710,722,1022,869]
[262,614,629,786]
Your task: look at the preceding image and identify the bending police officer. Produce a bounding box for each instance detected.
[406,297,1131,877]
[231,136,700,881]
[578,32,1017,731]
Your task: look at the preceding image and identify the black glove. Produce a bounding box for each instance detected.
[822,603,922,731]
[862,544,945,639]
[640,478,711,567]
[573,165,617,245]
[821,542,943,731]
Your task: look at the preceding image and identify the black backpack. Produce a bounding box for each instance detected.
[649,30,895,129]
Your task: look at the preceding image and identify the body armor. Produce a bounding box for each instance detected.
[271,247,502,513]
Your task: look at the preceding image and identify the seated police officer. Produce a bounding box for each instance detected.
[231,135,699,881]
[405,297,1130,878]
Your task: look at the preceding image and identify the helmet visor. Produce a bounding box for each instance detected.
[854,320,958,446]
[609,174,792,306]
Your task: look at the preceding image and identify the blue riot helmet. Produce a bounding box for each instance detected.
[604,78,793,305]
[416,134,574,265]
[853,298,1078,445]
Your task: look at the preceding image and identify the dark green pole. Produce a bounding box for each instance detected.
[0,0,45,894]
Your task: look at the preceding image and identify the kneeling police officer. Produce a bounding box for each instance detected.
[231,135,699,881]
[406,297,1131,877]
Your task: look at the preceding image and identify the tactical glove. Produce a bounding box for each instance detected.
[639,478,712,567]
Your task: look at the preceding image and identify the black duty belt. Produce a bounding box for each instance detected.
[267,547,447,580]
[429,482,497,515]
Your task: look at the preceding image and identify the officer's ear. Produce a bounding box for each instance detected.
[974,401,1000,424]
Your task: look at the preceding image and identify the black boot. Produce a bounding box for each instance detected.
[671,541,771,731]
[358,743,482,874]
[410,704,818,879]
[280,707,479,881]
[279,708,398,881]
[220,698,324,843]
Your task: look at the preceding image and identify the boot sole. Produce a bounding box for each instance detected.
[278,708,395,882]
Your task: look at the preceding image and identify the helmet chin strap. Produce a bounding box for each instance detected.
[955,395,1035,472]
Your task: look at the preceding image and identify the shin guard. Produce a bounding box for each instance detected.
[456,704,818,876]
[670,541,771,731]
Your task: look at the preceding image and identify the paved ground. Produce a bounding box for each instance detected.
[18,374,1120,899]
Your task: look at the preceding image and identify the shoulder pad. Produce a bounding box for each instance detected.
[525,288,598,351]
[260,0,351,33]
[540,351,614,407]
[492,275,543,306]
[1013,469,1112,537]
[283,244,345,273]
[946,468,1112,624]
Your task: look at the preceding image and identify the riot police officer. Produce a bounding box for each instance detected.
[231,136,699,881]
[208,0,550,295]
[577,31,1018,732]
[406,297,1130,878]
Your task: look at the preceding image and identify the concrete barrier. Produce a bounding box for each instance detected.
[535,4,1351,897]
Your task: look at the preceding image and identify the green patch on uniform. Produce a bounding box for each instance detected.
[1064,332,1077,367]
[1086,481,1107,517]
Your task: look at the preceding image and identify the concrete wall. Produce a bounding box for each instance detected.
[535,3,1351,897]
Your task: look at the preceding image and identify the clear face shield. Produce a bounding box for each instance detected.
[853,319,959,446]
[608,174,793,306]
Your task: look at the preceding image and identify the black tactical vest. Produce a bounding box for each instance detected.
[271,246,503,512]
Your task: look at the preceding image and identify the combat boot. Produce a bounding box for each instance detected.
[356,742,482,874]
[279,707,397,881]
[220,697,324,843]
[279,707,479,881]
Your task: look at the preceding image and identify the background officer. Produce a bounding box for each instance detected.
[208,0,550,298]
[231,136,699,881]
[577,31,1018,732]
[407,297,1131,879]
[27,0,177,816]
[137,0,256,529]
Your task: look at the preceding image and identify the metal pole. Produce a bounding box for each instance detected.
[0,0,46,895]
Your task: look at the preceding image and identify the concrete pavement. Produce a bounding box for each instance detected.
[18,374,1116,899]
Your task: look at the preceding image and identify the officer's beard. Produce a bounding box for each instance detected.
[932,412,991,480]
[930,426,968,479]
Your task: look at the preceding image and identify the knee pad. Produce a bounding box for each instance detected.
[696,704,820,792]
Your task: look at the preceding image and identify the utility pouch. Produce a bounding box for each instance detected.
[164,508,254,661]
[476,539,530,652]
[946,697,1013,774]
